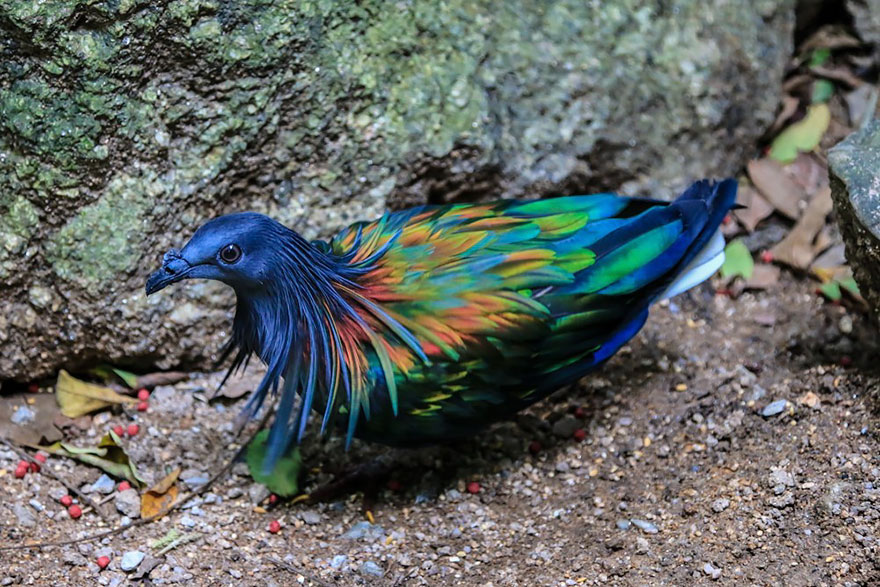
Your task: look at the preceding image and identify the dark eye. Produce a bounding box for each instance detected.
[219,244,242,264]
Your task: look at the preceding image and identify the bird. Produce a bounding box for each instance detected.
[146,179,736,469]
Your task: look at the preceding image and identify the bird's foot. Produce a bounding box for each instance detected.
[300,456,394,511]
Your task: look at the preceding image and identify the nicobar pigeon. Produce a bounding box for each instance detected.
[146,179,737,469]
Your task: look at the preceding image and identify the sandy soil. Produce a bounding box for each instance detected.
[0,271,877,586]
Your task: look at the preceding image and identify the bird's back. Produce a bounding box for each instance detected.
[320,180,737,445]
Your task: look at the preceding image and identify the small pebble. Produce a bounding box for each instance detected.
[301,510,321,525]
[91,474,116,495]
[120,551,145,572]
[616,519,631,530]
[179,515,196,528]
[28,499,44,512]
[552,416,580,438]
[359,561,383,577]
[711,498,730,513]
[630,519,658,534]
[11,406,35,425]
[330,555,348,569]
[114,489,140,518]
[761,399,788,417]
[703,562,722,580]
[13,503,37,528]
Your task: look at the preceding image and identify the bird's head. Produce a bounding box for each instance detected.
[146,212,287,296]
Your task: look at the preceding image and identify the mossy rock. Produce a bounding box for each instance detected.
[828,118,880,325]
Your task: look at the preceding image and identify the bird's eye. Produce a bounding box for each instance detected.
[219,244,242,264]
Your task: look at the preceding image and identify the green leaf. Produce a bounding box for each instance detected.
[38,430,146,487]
[720,240,754,280]
[769,104,831,163]
[819,280,842,301]
[839,277,861,296]
[811,79,834,104]
[246,430,302,497]
[809,48,831,68]
[111,368,139,389]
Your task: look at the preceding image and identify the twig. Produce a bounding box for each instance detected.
[265,556,330,587]
[0,409,272,552]
[0,437,110,523]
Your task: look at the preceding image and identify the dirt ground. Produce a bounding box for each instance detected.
[0,271,877,586]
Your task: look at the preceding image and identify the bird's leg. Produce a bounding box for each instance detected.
[301,454,394,511]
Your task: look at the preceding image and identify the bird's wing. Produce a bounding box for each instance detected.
[327,180,736,442]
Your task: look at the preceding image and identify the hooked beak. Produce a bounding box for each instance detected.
[145,250,192,295]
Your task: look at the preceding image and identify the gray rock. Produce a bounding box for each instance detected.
[616,519,631,530]
[552,416,581,439]
[711,498,730,513]
[330,555,348,569]
[120,551,145,572]
[10,406,35,425]
[359,561,384,577]
[343,521,385,541]
[630,519,659,534]
[829,118,880,325]
[0,0,795,380]
[91,474,117,495]
[846,0,880,47]
[703,562,722,580]
[761,399,788,417]
[114,488,141,518]
[179,515,196,528]
[12,503,36,528]
[300,510,321,525]
[248,484,271,506]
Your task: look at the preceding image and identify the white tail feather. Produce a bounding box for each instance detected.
[659,229,725,300]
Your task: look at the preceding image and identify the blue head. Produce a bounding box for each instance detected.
[146,212,294,296]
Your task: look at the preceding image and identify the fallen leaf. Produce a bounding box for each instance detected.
[246,430,302,497]
[141,468,181,519]
[111,368,139,389]
[744,264,781,290]
[38,430,146,487]
[801,28,862,52]
[55,370,137,418]
[770,187,833,269]
[768,95,801,135]
[769,103,831,163]
[134,372,190,389]
[720,240,754,280]
[0,393,64,445]
[811,244,847,272]
[785,153,828,197]
[809,66,864,89]
[747,159,807,220]
[733,186,775,232]
[811,79,834,104]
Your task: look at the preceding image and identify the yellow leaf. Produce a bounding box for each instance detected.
[141,468,181,519]
[769,103,831,163]
[55,370,137,418]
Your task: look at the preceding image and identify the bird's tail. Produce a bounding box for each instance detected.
[657,179,738,300]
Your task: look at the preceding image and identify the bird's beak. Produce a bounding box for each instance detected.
[145,250,192,295]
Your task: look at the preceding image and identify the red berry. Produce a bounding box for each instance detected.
[839,355,852,367]
[68,504,82,519]
[34,453,47,463]
[117,481,131,492]
[574,406,586,419]
[126,423,139,437]
[268,520,281,534]
[28,383,39,393]
[17,460,28,470]
[268,494,278,505]
[112,425,124,437]
[528,441,542,455]
[573,429,587,442]
[466,481,481,494]
[29,461,40,473]
[96,556,110,570]
[60,495,73,507]
[137,388,150,401]
[759,250,774,264]
[722,214,732,225]
[136,401,148,412]
[14,465,27,479]
[386,479,402,492]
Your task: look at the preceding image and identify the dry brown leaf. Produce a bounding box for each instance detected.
[55,370,138,418]
[734,186,775,232]
[768,95,801,136]
[770,187,833,269]
[747,159,807,220]
[744,264,781,290]
[141,468,181,519]
[809,66,864,89]
[801,28,863,52]
[811,243,847,271]
[785,153,828,197]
